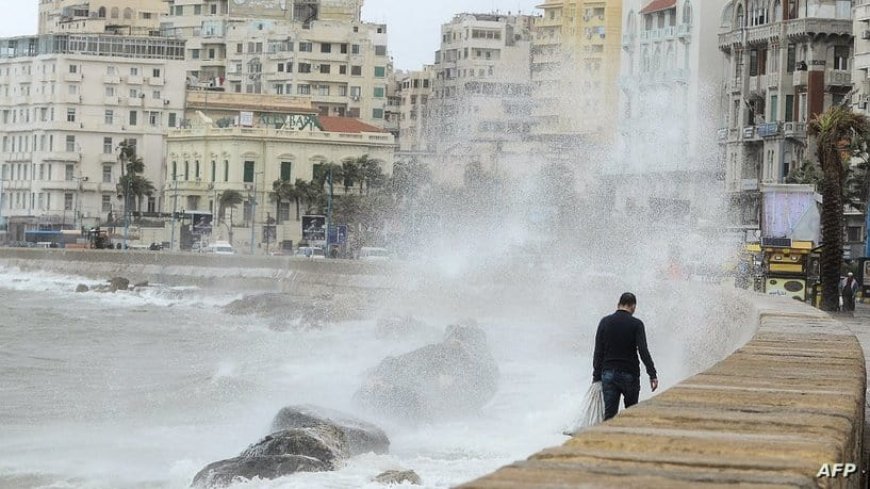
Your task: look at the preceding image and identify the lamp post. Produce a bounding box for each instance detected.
[325,167,333,257]
[72,175,89,231]
[170,172,179,251]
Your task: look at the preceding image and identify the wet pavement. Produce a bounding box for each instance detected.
[837,302,870,489]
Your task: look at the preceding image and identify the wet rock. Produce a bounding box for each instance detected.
[75,284,89,293]
[373,470,422,485]
[133,281,149,288]
[191,454,329,488]
[270,405,390,456]
[91,284,112,293]
[108,277,129,292]
[355,320,499,422]
[223,293,368,328]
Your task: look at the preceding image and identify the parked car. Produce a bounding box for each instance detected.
[359,247,390,262]
[295,246,325,259]
[204,242,235,255]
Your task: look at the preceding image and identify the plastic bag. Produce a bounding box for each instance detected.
[565,382,604,435]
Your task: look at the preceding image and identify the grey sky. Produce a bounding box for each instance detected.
[0,1,541,70]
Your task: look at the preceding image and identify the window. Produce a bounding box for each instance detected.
[298,63,311,73]
[103,165,112,183]
[224,160,229,182]
[350,86,361,98]
[64,193,73,211]
[211,160,216,182]
[785,94,794,121]
[339,65,347,75]
[318,85,330,96]
[847,226,863,242]
[172,161,177,180]
[184,161,190,181]
[298,84,311,95]
[195,160,200,179]
[299,42,312,52]
[102,194,112,212]
[105,86,115,97]
[834,46,849,70]
[104,110,114,125]
[786,44,796,72]
[149,111,159,126]
[749,49,758,77]
[65,164,74,181]
[152,90,161,99]
[340,43,348,54]
[65,135,75,152]
[69,64,77,74]
[243,161,254,183]
[374,87,385,98]
[280,161,292,181]
[191,49,200,59]
[66,108,76,122]
[769,95,778,122]
[103,137,113,154]
[278,63,285,72]
[168,113,177,128]
[351,44,360,55]
[374,66,386,78]
[320,64,331,74]
[321,43,332,53]
[351,65,362,76]
[375,45,387,56]
[373,108,384,119]
[194,4,202,15]
[129,111,137,126]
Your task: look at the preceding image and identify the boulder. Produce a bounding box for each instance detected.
[223,293,368,328]
[354,321,499,422]
[191,454,329,488]
[108,277,130,292]
[270,405,390,456]
[373,470,422,485]
[133,281,149,288]
[240,426,348,465]
[75,284,89,293]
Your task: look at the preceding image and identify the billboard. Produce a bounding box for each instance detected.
[302,215,326,244]
[228,0,291,18]
[761,188,819,241]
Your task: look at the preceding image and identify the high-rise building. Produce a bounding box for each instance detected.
[159,0,392,128]
[718,0,853,239]
[396,66,435,154]
[0,34,187,241]
[38,0,167,36]
[427,13,535,180]
[605,0,725,222]
[531,0,622,144]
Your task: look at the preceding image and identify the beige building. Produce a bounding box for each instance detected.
[427,13,535,181]
[396,66,435,154]
[159,0,392,129]
[164,91,396,251]
[718,0,853,238]
[38,0,167,36]
[0,34,187,241]
[532,0,622,144]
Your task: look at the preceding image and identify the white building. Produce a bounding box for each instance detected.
[396,66,435,154]
[159,0,393,129]
[39,0,167,36]
[0,34,187,241]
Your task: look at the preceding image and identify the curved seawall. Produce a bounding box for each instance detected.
[458,296,867,489]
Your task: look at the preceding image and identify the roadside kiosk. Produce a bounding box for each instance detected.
[760,238,815,301]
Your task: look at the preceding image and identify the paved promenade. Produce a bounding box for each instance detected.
[839,303,870,489]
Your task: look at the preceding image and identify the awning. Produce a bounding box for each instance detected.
[640,0,677,14]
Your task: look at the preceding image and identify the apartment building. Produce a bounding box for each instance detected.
[38,0,167,36]
[0,34,187,241]
[159,0,392,128]
[532,0,622,144]
[396,66,435,154]
[852,0,870,257]
[427,13,535,180]
[165,91,396,250]
[604,0,726,222]
[718,0,853,238]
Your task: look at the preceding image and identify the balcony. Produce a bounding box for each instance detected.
[783,121,807,139]
[63,72,82,83]
[103,74,120,84]
[742,126,761,142]
[746,24,779,44]
[856,2,870,21]
[826,69,851,88]
[767,72,780,87]
[125,75,143,85]
[676,23,692,38]
[785,18,852,39]
[104,96,119,105]
[41,151,81,163]
[749,75,767,96]
[793,70,808,87]
[147,77,165,87]
[757,122,780,138]
[718,30,744,50]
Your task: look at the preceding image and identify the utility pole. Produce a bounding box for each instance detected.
[326,167,333,257]
[170,173,179,251]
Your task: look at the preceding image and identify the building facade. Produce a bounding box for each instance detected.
[0,34,186,241]
[427,13,535,181]
[532,0,623,144]
[396,66,435,154]
[604,0,726,222]
[718,0,853,238]
[164,91,396,251]
[159,0,392,129]
[38,0,167,36]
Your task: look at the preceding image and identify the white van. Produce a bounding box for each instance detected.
[205,242,235,255]
[359,247,390,261]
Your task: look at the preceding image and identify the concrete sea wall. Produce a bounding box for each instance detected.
[458,296,867,489]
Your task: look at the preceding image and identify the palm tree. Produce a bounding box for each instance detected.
[219,190,244,245]
[116,140,154,213]
[808,106,870,311]
[340,159,360,194]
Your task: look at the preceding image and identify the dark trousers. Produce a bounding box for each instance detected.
[601,369,640,420]
[843,294,856,312]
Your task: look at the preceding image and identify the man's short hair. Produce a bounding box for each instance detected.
[619,292,637,307]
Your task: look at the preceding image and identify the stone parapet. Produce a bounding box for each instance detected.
[458,296,866,489]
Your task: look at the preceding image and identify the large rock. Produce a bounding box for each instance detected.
[354,321,500,422]
[191,454,329,488]
[270,405,390,456]
[223,293,367,329]
[374,470,422,485]
[75,284,89,293]
[108,277,129,292]
[191,427,344,488]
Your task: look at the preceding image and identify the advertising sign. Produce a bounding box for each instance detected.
[328,225,347,245]
[302,215,326,244]
[239,111,254,127]
[764,277,807,301]
[191,212,213,235]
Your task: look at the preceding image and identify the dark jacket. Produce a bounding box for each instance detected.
[592,310,657,382]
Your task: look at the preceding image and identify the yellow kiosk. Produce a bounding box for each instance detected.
[760,239,815,301]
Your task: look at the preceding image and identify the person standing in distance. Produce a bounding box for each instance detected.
[592,292,658,420]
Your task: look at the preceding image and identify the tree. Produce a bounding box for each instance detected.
[116,140,155,213]
[340,159,360,193]
[808,106,870,311]
[219,190,244,221]
[272,179,304,222]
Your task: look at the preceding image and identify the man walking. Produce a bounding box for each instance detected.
[841,272,859,312]
[593,293,658,420]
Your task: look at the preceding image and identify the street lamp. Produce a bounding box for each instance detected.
[72,175,89,231]
[170,170,179,251]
